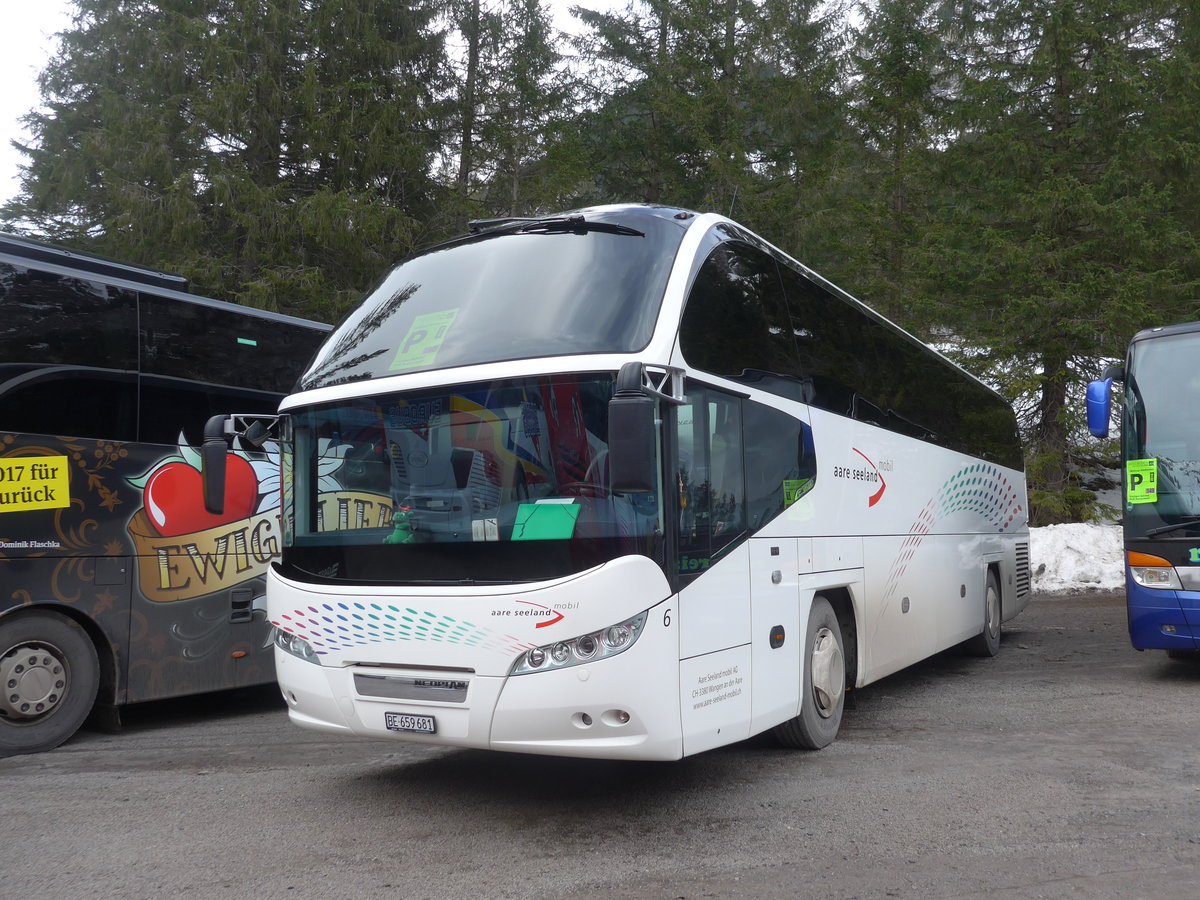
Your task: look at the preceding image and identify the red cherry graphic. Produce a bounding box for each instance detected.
[144,455,258,537]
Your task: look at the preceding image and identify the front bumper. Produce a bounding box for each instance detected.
[274,604,684,760]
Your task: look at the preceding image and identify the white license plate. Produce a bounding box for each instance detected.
[384,712,437,735]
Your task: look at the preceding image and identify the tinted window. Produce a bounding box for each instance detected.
[675,384,819,578]
[679,242,806,401]
[0,369,137,442]
[777,259,1022,470]
[0,262,139,441]
[301,212,688,389]
[676,386,747,577]
[1121,332,1200,535]
[140,295,325,393]
[138,376,284,446]
[743,401,816,531]
[0,262,137,370]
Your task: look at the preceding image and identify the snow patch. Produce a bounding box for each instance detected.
[1030,523,1123,594]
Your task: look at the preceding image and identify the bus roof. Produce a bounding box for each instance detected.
[1129,321,1200,346]
[0,232,189,291]
[0,232,331,334]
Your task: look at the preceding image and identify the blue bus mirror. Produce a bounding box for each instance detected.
[1086,378,1113,438]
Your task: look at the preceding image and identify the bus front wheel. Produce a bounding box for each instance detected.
[773,595,846,750]
[0,611,100,757]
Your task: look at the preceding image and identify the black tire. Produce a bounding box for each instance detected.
[0,611,100,757]
[965,569,1002,658]
[773,596,846,750]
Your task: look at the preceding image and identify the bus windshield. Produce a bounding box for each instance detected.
[1124,331,1200,536]
[299,211,687,389]
[280,374,665,585]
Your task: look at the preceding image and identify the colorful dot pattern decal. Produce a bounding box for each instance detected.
[272,603,534,657]
[881,463,1024,606]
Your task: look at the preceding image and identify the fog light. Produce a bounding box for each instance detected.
[602,709,631,725]
[1163,624,1178,634]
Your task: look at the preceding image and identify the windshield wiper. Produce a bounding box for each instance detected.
[1145,517,1200,538]
[468,214,643,238]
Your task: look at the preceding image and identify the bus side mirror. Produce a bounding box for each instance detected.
[609,363,657,493]
[201,415,231,514]
[1086,378,1113,438]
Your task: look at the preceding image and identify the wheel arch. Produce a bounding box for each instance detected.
[0,604,119,707]
[815,586,858,691]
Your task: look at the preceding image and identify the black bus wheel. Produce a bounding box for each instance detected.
[0,611,100,757]
[773,595,846,750]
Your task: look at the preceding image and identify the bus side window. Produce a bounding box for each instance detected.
[0,262,138,442]
[137,376,283,446]
[678,240,801,393]
[743,401,816,529]
[676,386,746,577]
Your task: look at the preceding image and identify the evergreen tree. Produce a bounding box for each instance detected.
[4,0,448,319]
[441,0,577,224]
[843,0,946,321]
[926,0,1192,522]
[570,0,850,260]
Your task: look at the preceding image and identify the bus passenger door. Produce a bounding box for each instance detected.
[675,387,753,755]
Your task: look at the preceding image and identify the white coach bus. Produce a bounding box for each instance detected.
[203,205,1030,760]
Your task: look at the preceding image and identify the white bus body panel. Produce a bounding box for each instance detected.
[269,555,687,759]
[665,373,1029,694]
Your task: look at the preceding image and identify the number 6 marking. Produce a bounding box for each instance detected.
[663,608,672,628]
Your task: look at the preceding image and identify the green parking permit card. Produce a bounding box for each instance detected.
[1126,458,1158,504]
[783,478,813,506]
[512,502,581,540]
[390,309,459,371]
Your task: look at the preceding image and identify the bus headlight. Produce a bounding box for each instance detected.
[1128,551,1184,590]
[273,627,321,664]
[509,612,648,675]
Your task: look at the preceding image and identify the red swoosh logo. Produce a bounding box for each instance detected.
[516,600,565,628]
[852,448,887,507]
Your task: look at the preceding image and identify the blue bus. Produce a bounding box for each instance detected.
[1088,322,1200,656]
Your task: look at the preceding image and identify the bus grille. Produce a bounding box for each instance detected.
[1015,542,1031,597]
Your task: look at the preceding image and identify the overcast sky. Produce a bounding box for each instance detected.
[1,0,75,206]
[0,1,611,211]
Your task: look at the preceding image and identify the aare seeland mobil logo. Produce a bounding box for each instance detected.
[832,448,889,508]
[491,599,566,628]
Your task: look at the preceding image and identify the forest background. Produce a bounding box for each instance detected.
[3,0,1199,527]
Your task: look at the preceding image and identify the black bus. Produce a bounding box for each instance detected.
[0,233,330,755]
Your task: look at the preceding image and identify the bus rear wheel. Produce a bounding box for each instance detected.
[773,595,846,750]
[965,570,1002,658]
[0,611,99,757]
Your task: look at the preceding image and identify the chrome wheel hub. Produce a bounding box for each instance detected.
[810,626,845,718]
[1,642,68,721]
[986,584,1001,640]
